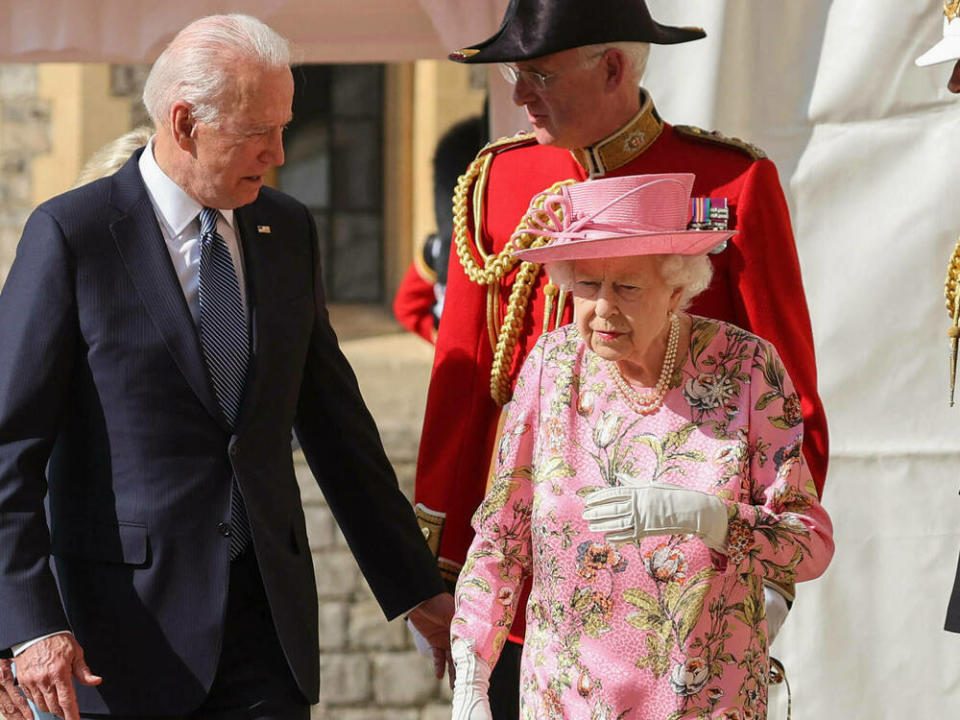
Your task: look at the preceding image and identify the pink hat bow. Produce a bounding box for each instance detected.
[512,173,736,263]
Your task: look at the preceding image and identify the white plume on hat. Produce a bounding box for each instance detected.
[916,2,960,67]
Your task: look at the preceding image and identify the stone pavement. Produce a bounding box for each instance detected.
[300,308,452,720]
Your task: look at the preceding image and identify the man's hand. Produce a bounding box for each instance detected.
[0,659,33,720]
[14,634,101,720]
[407,592,455,685]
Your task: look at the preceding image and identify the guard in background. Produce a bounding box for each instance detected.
[393,115,488,342]
[916,0,960,634]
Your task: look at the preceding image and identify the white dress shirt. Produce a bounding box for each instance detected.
[138,137,249,323]
[12,140,249,658]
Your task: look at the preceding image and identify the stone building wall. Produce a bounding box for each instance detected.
[296,445,453,720]
[0,63,150,285]
[0,65,47,284]
[303,332,452,720]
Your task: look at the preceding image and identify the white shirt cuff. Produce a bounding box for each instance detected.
[12,631,72,657]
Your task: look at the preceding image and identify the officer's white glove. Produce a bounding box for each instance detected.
[582,481,729,552]
[764,585,790,645]
[451,638,493,720]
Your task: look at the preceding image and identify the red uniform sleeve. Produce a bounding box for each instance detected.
[727,159,828,496]
[392,262,437,344]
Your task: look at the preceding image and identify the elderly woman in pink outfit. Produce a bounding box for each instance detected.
[449,174,834,720]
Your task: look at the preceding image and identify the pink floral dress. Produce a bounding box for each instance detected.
[451,318,834,720]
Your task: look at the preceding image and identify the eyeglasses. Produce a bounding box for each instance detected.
[498,51,608,91]
[498,63,556,90]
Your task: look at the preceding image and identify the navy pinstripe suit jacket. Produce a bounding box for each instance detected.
[0,149,444,714]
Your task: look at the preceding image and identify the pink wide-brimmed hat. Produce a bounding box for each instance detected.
[512,173,736,264]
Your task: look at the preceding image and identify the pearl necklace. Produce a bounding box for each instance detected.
[609,313,680,415]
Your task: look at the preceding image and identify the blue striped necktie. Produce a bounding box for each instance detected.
[197,206,251,560]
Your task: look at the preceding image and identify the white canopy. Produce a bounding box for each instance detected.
[0,0,481,63]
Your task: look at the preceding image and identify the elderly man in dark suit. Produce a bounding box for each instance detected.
[0,14,452,720]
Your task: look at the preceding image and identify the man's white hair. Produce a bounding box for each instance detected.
[578,41,651,85]
[546,253,713,311]
[143,14,290,128]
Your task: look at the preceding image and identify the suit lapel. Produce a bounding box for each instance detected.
[233,204,271,431]
[108,152,227,429]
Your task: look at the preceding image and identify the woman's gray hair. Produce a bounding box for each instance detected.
[73,126,154,188]
[578,41,650,85]
[546,253,713,310]
[143,14,290,128]
[659,254,713,309]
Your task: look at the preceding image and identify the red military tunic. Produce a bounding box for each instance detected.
[414,92,828,642]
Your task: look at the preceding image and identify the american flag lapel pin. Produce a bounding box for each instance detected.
[257,225,272,234]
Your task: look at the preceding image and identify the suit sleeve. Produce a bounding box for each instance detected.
[730,159,829,497]
[293,208,445,619]
[0,209,75,656]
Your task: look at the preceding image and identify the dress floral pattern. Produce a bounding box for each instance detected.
[452,317,834,719]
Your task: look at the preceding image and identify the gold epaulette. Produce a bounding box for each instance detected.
[475,131,538,159]
[451,133,576,405]
[674,125,768,161]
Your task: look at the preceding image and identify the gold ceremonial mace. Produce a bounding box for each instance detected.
[951,292,960,407]
[942,2,960,402]
[946,234,960,405]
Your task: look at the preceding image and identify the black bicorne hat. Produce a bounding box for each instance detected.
[450,0,705,64]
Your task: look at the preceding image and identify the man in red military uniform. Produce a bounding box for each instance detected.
[413,1,828,714]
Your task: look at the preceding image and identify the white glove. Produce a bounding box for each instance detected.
[582,481,729,552]
[451,638,493,720]
[764,585,790,645]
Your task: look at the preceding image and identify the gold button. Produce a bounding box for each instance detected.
[421,527,431,540]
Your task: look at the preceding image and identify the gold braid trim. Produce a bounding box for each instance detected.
[452,134,536,286]
[674,125,768,161]
[451,138,576,405]
[490,259,541,404]
[947,0,960,23]
[488,180,577,405]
